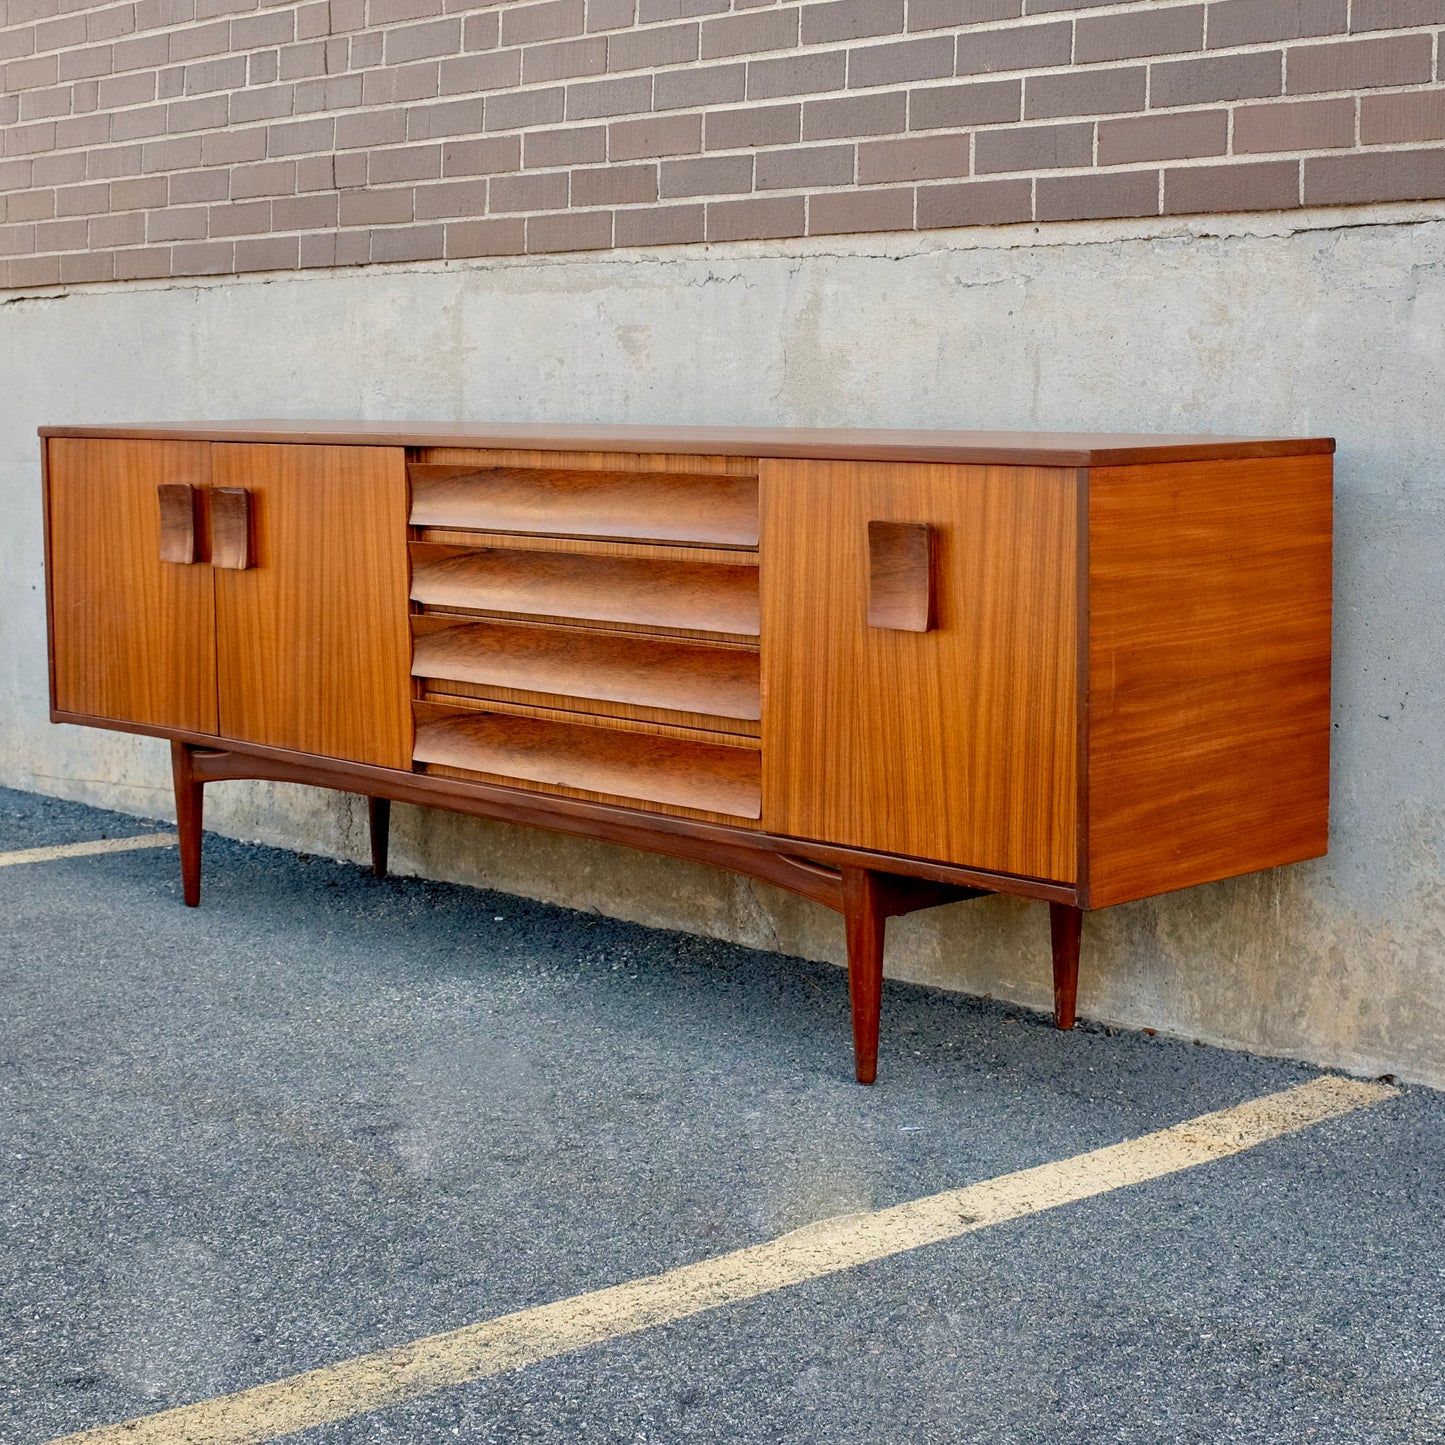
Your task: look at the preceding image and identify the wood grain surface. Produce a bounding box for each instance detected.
[867,520,935,631]
[412,617,761,721]
[210,486,253,569]
[413,702,762,819]
[212,443,413,768]
[409,464,760,546]
[46,438,218,734]
[156,483,200,565]
[409,544,760,637]
[1085,454,1332,906]
[761,459,1078,882]
[41,421,1336,467]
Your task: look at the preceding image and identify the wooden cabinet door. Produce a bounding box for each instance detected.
[46,437,218,735]
[760,459,1079,882]
[212,444,412,769]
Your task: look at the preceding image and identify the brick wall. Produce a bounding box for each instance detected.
[2,0,1444,286]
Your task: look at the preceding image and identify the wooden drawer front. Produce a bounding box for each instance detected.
[409,543,759,639]
[414,703,761,820]
[409,462,758,547]
[413,617,759,726]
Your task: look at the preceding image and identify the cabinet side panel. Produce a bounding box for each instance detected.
[761,460,1077,881]
[46,438,218,735]
[1086,455,1332,907]
[213,444,413,769]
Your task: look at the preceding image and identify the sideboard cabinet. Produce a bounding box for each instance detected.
[41,423,1334,1082]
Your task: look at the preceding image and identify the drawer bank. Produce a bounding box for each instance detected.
[39,422,1334,1083]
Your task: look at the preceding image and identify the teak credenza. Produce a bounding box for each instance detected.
[40,423,1334,1082]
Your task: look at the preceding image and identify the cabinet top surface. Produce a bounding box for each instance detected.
[39,421,1335,466]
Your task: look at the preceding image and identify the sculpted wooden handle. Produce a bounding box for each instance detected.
[211,487,253,570]
[157,483,199,564]
[867,520,935,632]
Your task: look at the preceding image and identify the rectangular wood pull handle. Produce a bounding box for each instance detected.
[157,483,199,564]
[868,520,935,632]
[211,487,253,570]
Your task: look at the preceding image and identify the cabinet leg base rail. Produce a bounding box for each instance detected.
[166,740,1086,1083]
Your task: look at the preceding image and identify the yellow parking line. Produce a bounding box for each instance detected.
[0,834,177,868]
[49,1074,1395,1445]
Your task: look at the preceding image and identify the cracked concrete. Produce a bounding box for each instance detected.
[2,207,1443,1085]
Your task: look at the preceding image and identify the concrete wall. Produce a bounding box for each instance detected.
[3,203,1443,1085]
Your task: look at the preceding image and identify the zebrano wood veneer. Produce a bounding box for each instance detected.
[39,422,1335,1082]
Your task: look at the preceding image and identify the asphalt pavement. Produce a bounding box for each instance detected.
[1,783,1441,1444]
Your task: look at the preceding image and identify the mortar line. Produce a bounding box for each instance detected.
[48,1074,1397,1445]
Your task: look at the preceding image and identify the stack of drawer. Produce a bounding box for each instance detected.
[405,449,763,822]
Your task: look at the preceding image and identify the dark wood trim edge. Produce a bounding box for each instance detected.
[1075,466,1091,910]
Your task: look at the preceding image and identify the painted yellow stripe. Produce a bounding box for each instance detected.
[48,1074,1394,1445]
[0,833,177,868]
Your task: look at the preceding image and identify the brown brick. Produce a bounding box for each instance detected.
[1361,88,1445,144]
[90,211,147,247]
[501,0,585,46]
[56,114,111,149]
[524,36,608,84]
[908,78,1019,130]
[114,34,169,72]
[87,145,146,181]
[97,72,158,109]
[408,97,485,139]
[705,103,798,149]
[207,199,272,235]
[384,18,461,64]
[701,9,798,60]
[109,105,169,141]
[614,201,705,244]
[588,0,637,32]
[1234,96,1355,152]
[1286,35,1433,94]
[803,91,905,140]
[267,117,333,157]
[956,20,1070,75]
[416,177,489,216]
[607,21,697,71]
[199,127,264,164]
[1024,66,1145,120]
[110,175,168,209]
[231,160,295,198]
[1302,146,1445,204]
[148,203,209,239]
[445,215,526,256]
[337,110,407,150]
[88,6,138,43]
[169,21,232,62]
[564,74,652,119]
[660,152,753,196]
[273,192,337,228]
[489,169,570,211]
[6,56,58,92]
[1076,6,1203,63]
[706,192,804,241]
[439,51,522,94]
[640,0,727,18]
[172,239,234,274]
[35,13,89,52]
[298,3,332,42]
[1350,0,1445,27]
[0,29,37,65]
[656,61,742,109]
[1162,158,1300,213]
[232,10,294,47]
[571,161,657,204]
[113,247,171,280]
[1097,109,1226,165]
[7,255,65,286]
[0,159,36,192]
[1207,0,1346,48]
[611,112,702,158]
[975,121,1091,174]
[233,85,293,124]
[167,95,229,133]
[54,182,109,217]
[168,167,228,202]
[371,0,447,25]
[235,235,300,272]
[443,135,522,175]
[371,224,445,262]
[524,125,608,167]
[803,0,903,44]
[370,143,444,184]
[527,207,613,250]
[20,87,71,122]
[808,184,913,234]
[756,143,853,189]
[36,217,97,251]
[1036,168,1159,220]
[485,86,566,130]
[334,152,366,188]
[1150,51,1282,107]
[857,132,969,182]
[747,51,846,100]
[339,186,413,224]
[278,39,328,80]
[7,190,55,222]
[848,35,953,89]
[463,11,500,48]
[61,250,116,283]
[72,80,99,115]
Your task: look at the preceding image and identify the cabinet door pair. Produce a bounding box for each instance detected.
[45,439,412,769]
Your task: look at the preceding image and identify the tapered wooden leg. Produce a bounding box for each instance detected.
[1050,902,1082,1030]
[170,740,203,908]
[367,796,391,878]
[843,868,887,1085]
